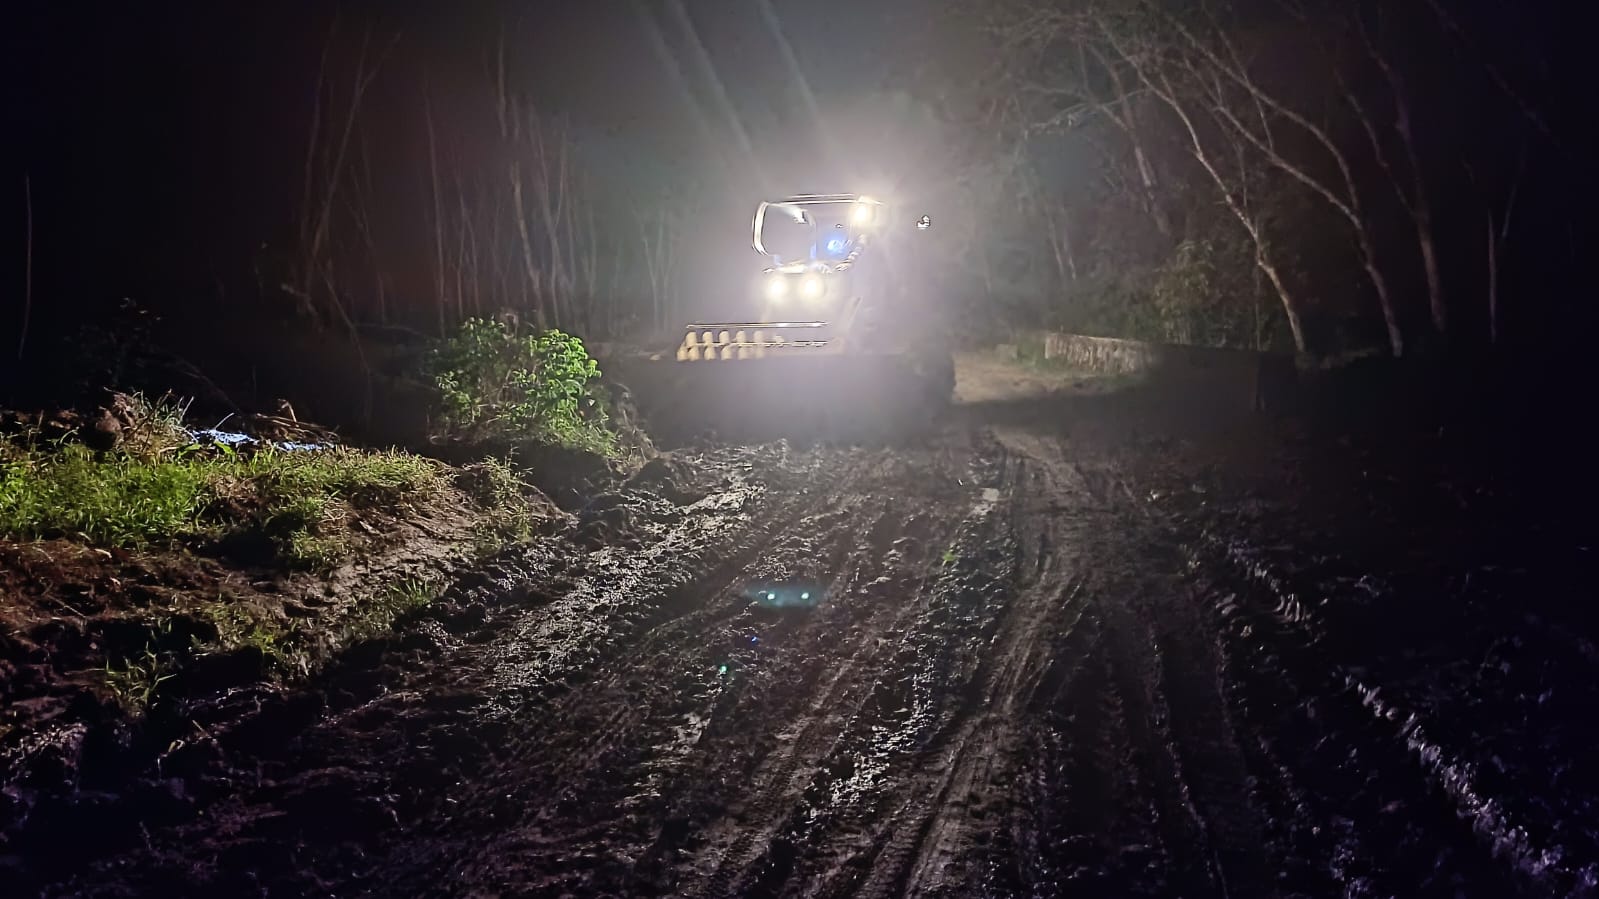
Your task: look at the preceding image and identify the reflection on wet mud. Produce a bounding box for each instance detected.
[746,580,826,608]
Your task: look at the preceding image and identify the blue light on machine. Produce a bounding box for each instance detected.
[824,235,847,256]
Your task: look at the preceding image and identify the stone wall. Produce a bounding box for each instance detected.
[1036,332,1299,413]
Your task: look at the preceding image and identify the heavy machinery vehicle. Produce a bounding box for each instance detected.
[614,193,954,444]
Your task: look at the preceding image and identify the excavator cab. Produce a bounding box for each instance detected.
[618,192,952,445]
[677,194,929,361]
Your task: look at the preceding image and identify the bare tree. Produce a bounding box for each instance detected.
[1041,197,1079,285]
[1159,4,1403,355]
[424,72,448,336]
[1467,146,1527,346]
[346,125,389,325]
[996,2,1173,240]
[1343,8,1446,336]
[1421,0,1577,170]
[292,22,395,331]
[1101,17,1310,353]
[495,34,548,328]
[638,194,684,336]
[1080,42,1172,238]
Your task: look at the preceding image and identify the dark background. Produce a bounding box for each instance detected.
[4,0,1597,405]
[3,1,946,329]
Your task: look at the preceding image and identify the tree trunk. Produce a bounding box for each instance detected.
[1254,246,1306,354]
[1114,36,1310,353]
[1418,211,1445,334]
[424,79,447,337]
[1359,248,1404,357]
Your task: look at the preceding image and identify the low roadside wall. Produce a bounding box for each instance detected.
[1034,331,1299,413]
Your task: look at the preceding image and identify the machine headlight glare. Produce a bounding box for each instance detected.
[800,275,824,298]
[851,203,874,225]
[764,275,788,300]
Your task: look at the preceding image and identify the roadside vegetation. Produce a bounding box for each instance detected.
[0,389,568,724]
[0,394,445,570]
[1,320,628,727]
[453,456,553,553]
[427,316,617,456]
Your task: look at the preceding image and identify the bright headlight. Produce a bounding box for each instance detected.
[764,275,788,300]
[851,203,874,225]
[800,274,824,298]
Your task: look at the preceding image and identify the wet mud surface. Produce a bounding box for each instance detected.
[7,362,1598,897]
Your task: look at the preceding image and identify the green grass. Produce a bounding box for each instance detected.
[455,457,546,551]
[332,573,444,646]
[199,599,313,676]
[555,420,621,458]
[0,444,212,546]
[120,570,449,707]
[102,648,177,714]
[0,440,443,568]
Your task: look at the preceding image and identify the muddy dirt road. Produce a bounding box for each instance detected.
[13,357,1598,897]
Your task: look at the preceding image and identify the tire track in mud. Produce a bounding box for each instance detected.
[44,443,893,897]
[659,436,1010,899]
[1182,528,1592,897]
[41,392,1584,898]
[372,448,953,896]
[1008,608,1171,897]
[821,461,1041,899]
[686,430,1108,899]
[677,423,1288,899]
[983,428,1282,899]
[1109,435,1594,897]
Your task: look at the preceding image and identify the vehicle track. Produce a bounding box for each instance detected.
[26,377,1594,899]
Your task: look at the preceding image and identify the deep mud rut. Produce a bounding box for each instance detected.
[11,361,1599,898]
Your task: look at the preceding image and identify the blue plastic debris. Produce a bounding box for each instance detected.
[188,427,331,453]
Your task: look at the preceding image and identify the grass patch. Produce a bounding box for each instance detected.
[102,648,178,714]
[0,445,212,546]
[0,435,444,569]
[1014,334,1049,367]
[332,573,444,646]
[455,457,547,552]
[191,571,445,685]
[202,601,300,671]
[105,570,449,711]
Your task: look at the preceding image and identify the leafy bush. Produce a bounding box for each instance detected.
[1151,238,1286,350]
[1045,237,1289,351]
[429,317,614,451]
[1050,276,1165,344]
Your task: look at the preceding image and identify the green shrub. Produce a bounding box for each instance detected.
[1150,238,1276,349]
[1051,276,1165,343]
[429,317,614,451]
[1045,238,1288,351]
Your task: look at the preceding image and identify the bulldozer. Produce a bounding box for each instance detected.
[612,193,955,445]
